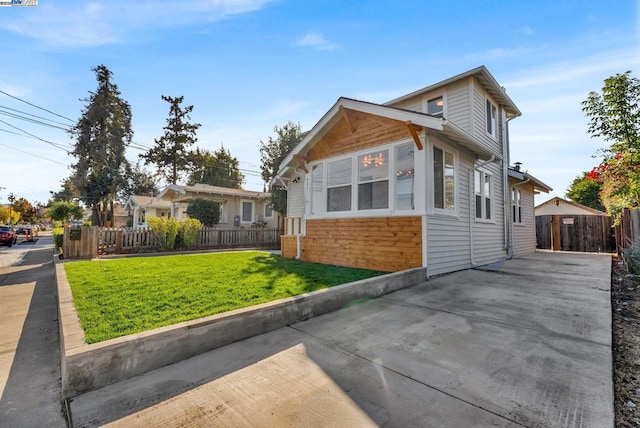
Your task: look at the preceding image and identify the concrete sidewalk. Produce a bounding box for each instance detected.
[0,235,67,427]
[70,251,613,427]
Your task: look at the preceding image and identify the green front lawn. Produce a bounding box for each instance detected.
[64,251,384,344]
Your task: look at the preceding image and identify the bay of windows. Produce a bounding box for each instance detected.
[310,142,414,215]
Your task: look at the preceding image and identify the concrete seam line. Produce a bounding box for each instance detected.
[287,324,529,427]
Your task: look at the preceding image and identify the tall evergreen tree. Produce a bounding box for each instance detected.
[69,65,133,226]
[120,161,159,201]
[141,95,200,185]
[259,121,302,219]
[188,145,244,188]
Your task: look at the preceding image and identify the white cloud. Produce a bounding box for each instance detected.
[295,32,339,51]
[0,0,275,48]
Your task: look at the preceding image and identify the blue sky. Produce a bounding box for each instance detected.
[0,0,638,207]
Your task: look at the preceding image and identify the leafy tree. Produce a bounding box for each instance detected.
[13,197,37,224]
[188,145,244,188]
[582,71,640,220]
[120,161,158,201]
[186,198,220,227]
[50,177,79,202]
[69,65,133,226]
[47,201,85,223]
[566,171,605,211]
[259,121,302,219]
[141,95,200,185]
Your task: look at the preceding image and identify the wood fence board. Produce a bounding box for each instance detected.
[535,215,615,253]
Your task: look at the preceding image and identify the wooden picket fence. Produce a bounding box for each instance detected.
[98,227,282,255]
[535,215,616,253]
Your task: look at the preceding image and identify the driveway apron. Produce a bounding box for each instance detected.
[69,251,613,427]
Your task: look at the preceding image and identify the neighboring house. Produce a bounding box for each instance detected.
[125,184,277,229]
[274,65,550,276]
[124,196,175,229]
[535,196,606,216]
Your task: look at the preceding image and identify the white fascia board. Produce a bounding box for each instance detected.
[275,98,444,178]
[157,184,185,200]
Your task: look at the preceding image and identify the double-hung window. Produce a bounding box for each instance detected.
[433,146,456,211]
[310,164,323,215]
[512,188,523,224]
[475,170,492,220]
[241,201,253,222]
[358,150,389,210]
[327,158,352,212]
[486,99,497,138]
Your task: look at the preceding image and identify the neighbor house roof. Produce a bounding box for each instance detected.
[384,65,521,119]
[535,196,606,216]
[158,184,270,202]
[275,96,499,181]
[508,168,553,194]
[124,195,172,210]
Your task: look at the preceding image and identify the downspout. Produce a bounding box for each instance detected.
[469,155,496,266]
[503,110,516,256]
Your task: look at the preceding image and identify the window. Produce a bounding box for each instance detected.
[433,146,456,211]
[241,201,253,222]
[395,143,414,210]
[310,164,323,215]
[486,99,497,138]
[475,170,492,220]
[358,150,389,210]
[327,158,352,212]
[512,188,523,224]
[264,204,273,218]
[427,96,444,116]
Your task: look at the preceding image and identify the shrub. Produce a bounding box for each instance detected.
[147,216,180,251]
[53,227,64,251]
[180,218,201,248]
[624,239,640,274]
[186,198,220,227]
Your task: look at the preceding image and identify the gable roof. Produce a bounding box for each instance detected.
[158,183,270,201]
[124,195,172,210]
[276,96,499,180]
[508,168,553,193]
[385,65,521,119]
[535,196,606,215]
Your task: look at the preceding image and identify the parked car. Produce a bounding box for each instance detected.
[0,225,17,247]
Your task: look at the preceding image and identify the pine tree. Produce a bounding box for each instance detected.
[188,145,244,188]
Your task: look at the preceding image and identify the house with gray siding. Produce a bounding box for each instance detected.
[275,66,550,276]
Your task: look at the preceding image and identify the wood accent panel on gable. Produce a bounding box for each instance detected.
[306,111,414,162]
[300,216,422,272]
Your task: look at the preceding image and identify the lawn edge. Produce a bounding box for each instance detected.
[56,255,426,399]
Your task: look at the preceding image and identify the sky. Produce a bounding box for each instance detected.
[0,0,639,207]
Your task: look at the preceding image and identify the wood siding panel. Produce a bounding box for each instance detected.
[511,181,536,257]
[301,217,422,272]
[446,81,471,132]
[306,111,414,162]
[471,80,502,156]
[287,177,305,217]
[281,235,297,258]
[391,98,422,113]
[426,154,472,276]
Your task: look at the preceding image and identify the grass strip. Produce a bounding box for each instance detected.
[64,251,383,343]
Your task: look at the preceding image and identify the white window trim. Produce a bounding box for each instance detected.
[240,200,254,223]
[485,97,498,140]
[474,169,494,223]
[430,142,459,217]
[424,92,447,117]
[512,187,524,225]
[305,139,420,219]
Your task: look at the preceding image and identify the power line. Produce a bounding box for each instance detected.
[0,142,68,166]
[0,89,75,123]
[0,119,71,152]
[0,105,73,128]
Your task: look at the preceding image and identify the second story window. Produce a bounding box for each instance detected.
[486,99,497,138]
[427,96,444,117]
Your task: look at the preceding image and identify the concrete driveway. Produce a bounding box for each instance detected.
[70,251,613,427]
